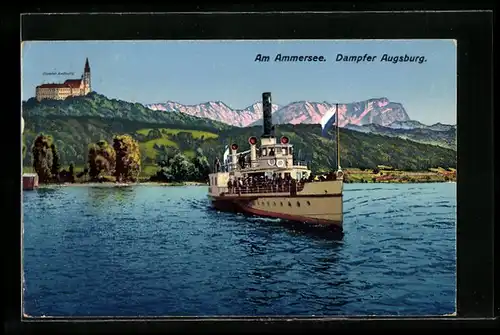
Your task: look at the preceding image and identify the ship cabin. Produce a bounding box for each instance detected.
[208,134,312,197]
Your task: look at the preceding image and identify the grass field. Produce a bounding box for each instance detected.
[184,150,195,159]
[140,164,158,177]
[136,128,218,162]
[140,138,179,160]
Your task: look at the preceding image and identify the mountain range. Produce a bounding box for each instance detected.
[146,97,412,128]
[250,97,411,127]
[146,101,281,127]
[145,97,455,149]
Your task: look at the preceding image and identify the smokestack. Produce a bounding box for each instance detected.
[262,92,273,138]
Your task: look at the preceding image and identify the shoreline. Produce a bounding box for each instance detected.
[34,180,455,189]
[24,167,455,188]
[38,181,208,188]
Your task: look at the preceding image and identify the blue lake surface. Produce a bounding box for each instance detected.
[22,183,456,317]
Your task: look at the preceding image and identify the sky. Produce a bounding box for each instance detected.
[21,40,457,125]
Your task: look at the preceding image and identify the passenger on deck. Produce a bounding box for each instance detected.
[269,148,275,156]
[224,171,310,195]
[277,174,284,191]
[238,155,246,169]
[326,171,336,181]
[289,178,298,195]
[214,157,221,173]
[273,175,278,191]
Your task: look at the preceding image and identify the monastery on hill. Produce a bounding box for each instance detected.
[35,58,92,101]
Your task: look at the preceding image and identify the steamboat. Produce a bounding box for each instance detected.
[208,92,344,231]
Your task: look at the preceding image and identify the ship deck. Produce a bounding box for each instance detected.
[209,180,343,199]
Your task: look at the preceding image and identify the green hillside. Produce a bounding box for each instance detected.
[345,124,456,150]
[22,116,222,177]
[23,92,231,132]
[201,124,457,173]
[22,94,457,176]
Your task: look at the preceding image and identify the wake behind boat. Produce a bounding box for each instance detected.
[208,92,344,231]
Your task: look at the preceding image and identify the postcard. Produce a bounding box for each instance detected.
[21,39,457,317]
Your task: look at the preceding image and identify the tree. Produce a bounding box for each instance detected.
[191,148,211,182]
[31,134,53,183]
[68,162,76,183]
[150,153,176,182]
[175,132,195,151]
[113,135,141,182]
[88,140,116,180]
[157,146,180,166]
[169,153,195,182]
[147,128,162,140]
[50,143,61,178]
[22,137,27,160]
[150,166,175,182]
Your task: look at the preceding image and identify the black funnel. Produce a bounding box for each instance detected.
[262,92,273,138]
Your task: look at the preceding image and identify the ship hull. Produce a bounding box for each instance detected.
[209,194,343,231]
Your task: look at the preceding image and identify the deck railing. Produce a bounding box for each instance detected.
[220,181,305,195]
[210,176,341,196]
[215,160,308,173]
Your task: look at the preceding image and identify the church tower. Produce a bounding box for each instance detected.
[83,58,91,95]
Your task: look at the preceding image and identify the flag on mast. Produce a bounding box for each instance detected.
[336,103,341,172]
[320,106,338,137]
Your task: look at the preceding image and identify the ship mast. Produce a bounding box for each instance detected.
[336,103,342,172]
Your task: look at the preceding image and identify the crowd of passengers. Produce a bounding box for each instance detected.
[225,171,338,194]
[227,174,296,194]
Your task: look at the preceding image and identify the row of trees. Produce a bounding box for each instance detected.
[87,135,141,182]
[150,148,211,183]
[30,133,142,184]
[29,132,211,184]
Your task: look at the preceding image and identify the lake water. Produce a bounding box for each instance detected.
[22,183,456,317]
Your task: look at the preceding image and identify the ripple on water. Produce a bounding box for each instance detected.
[22,184,456,317]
